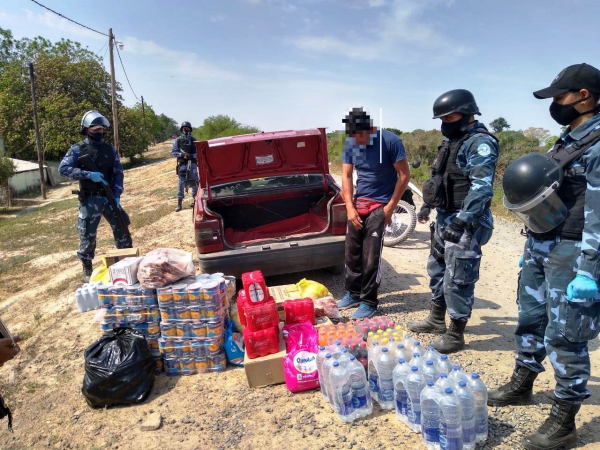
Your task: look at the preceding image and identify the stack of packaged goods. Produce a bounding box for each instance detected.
[97,284,163,373]
[157,274,235,375]
[241,271,281,359]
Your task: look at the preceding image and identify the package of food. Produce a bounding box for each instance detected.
[313,296,342,319]
[137,248,195,288]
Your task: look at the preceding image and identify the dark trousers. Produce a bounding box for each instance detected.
[344,207,386,307]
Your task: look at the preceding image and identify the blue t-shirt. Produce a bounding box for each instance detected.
[342,129,406,203]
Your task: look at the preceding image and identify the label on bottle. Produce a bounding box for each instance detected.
[423,426,440,444]
[439,422,462,450]
[368,374,379,393]
[395,390,408,415]
[352,394,368,409]
[378,388,394,402]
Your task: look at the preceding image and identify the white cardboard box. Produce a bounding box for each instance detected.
[109,256,144,286]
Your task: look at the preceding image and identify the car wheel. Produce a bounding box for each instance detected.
[327,263,345,275]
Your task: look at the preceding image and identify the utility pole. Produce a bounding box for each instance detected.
[141,95,148,150]
[28,63,46,200]
[108,28,120,155]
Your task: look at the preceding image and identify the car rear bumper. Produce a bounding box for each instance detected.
[197,235,346,278]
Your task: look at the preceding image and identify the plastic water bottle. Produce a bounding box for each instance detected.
[406,366,426,433]
[81,286,94,311]
[328,340,343,359]
[424,346,441,366]
[75,288,86,312]
[347,355,372,419]
[322,353,335,405]
[402,334,416,354]
[376,348,395,410]
[394,343,410,363]
[469,373,488,443]
[456,381,476,450]
[424,360,440,383]
[412,340,425,356]
[409,352,425,371]
[439,388,463,450]
[436,354,454,374]
[435,373,454,394]
[393,358,410,424]
[339,348,351,368]
[329,361,355,423]
[317,346,329,401]
[449,365,470,389]
[368,341,382,400]
[420,380,441,450]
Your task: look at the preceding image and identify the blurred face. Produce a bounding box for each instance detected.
[351,128,373,146]
[183,127,191,135]
[440,112,463,123]
[88,126,104,133]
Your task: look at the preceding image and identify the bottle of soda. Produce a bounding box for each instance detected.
[439,388,463,450]
[367,341,382,401]
[393,358,410,425]
[329,361,355,423]
[376,348,395,410]
[406,366,426,433]
[468,373,488,443]
[347,355,372,419]
[456,380,476,450]
[420,380,441,450]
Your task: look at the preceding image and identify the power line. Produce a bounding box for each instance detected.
[95,41,108,57]
[29,0,109,37]
[114,41,140,102]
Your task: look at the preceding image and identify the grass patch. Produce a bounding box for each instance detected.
[0,254,37,276]
[130,202,174,229]
[24,382,42,394]
[150,187,177,199]
[46,274,81,299]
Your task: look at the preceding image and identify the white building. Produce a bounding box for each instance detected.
[8,158,49,194]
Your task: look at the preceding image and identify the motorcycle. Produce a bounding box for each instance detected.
[352,161,423,247]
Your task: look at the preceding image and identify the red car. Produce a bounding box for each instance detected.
[194,128,347,278]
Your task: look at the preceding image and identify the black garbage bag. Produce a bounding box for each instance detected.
[82,329,155,408]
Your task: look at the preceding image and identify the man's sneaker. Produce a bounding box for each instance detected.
[337,292,361,310]
[352,303,377,319]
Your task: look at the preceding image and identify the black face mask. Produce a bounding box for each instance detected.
[88,131,104,142]
[441,115,471,139]
[549,96,595,126]
[183,129,190,136]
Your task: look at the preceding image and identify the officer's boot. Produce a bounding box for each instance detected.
[407,302,447,334]
[81,259,93,283]
[487,364,538,406]
[175,198,182,212]
[430,319,466,354]
[522,397,580,450]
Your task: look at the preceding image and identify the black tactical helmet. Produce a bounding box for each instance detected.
[180,121,192,131]
[80,110,110,135]
[432,89,481,119]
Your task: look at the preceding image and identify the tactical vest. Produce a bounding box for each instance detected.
[423,128,498,211]
[530,128,600,241]
[77,140,115,192]
[177,135,196,164]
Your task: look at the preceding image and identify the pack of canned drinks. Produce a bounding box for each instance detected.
[97,284,159,308]
[159,337,226,375]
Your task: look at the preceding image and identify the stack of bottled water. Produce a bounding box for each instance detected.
[316,342,373,423]
[391,350,488,449]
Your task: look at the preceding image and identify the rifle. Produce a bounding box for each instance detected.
[77,154,131,238]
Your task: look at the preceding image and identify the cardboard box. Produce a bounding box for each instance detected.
[269,284,299,321]
[244,323,285,388]
[102,248,140,267]
[109,256,144,286]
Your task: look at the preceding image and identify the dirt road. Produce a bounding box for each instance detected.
[0,144,598,450]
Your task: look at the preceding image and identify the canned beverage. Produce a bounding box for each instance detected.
[192,322,206,338]
[207,319,224,338]
[161,336,175,348]
[195,357,208,373]
[181,358,196,375]
[125,286,140,305]
[171,283,188,305]
[175,322,186,337]
[186,282,203,306]
[191,341,205,358]
[189,306,201,320]
[207,339,220,353]
[147,322,160,338]
[165,357,181,376]
[147,338,159,350]
[109,286,127,305]
[100,320,113,332]
[210,273,225,279]
[157,287,173,306]
[148,308,160,322]
[209,352,226,370]
[174,340,185,358]
[176,306,191,320]
[141,287,158,306]
[160,306,175,321]
[97,285,112,307]
[201,281,219,301]
[155,358,164,372]
[160,322,177,337]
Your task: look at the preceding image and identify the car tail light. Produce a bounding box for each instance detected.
[331,203,347,235]
[195,218,224,253]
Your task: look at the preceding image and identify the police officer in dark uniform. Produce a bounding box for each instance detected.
[408,89,499,354]
[171,121,198,212]
[58,111,133,281]
[489,63,600,450]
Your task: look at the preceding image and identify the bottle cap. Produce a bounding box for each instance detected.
[427,381,434,387]
[453,365,460,370]
[350,355,356,361]
[368,332,374,337]
[440,373,448,378]
[319,346,325,350]
[335,340,341,345]
[325,353,332,358]
[413,353,420,358]
[414,341,421,345]
[411,366,418,372]
[440,354,448,360]
[445,388,453,394]
[399,358,405,364]
[428,346,434,351]
[397,344,404,349]
[342,348,348,353]
[381,339,389,345]
[382,348,388,353]
[373,340,379,346]
[333,361,340,367]
[426,360,433,366]
[459,381,467,387]
[472,373,480,379]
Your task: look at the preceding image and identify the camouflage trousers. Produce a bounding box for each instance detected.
[515,236,600,404]
[428,216,493,321]
[177,163,198,200]
[77,196,133,261]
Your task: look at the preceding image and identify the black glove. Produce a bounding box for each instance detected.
[417,205,431,222]
[441,217,467,243]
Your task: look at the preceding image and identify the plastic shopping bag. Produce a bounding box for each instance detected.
[292,279,332,300]
[137,248,195,288]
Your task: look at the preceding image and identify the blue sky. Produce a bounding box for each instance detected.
[1,0,599,136]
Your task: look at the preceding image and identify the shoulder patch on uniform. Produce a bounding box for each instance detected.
[477,143,491,156]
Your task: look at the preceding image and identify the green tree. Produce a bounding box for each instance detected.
[385,127,402,136]
[194,115,260,140]
[489,117,511,133]
[0,148,15,186]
